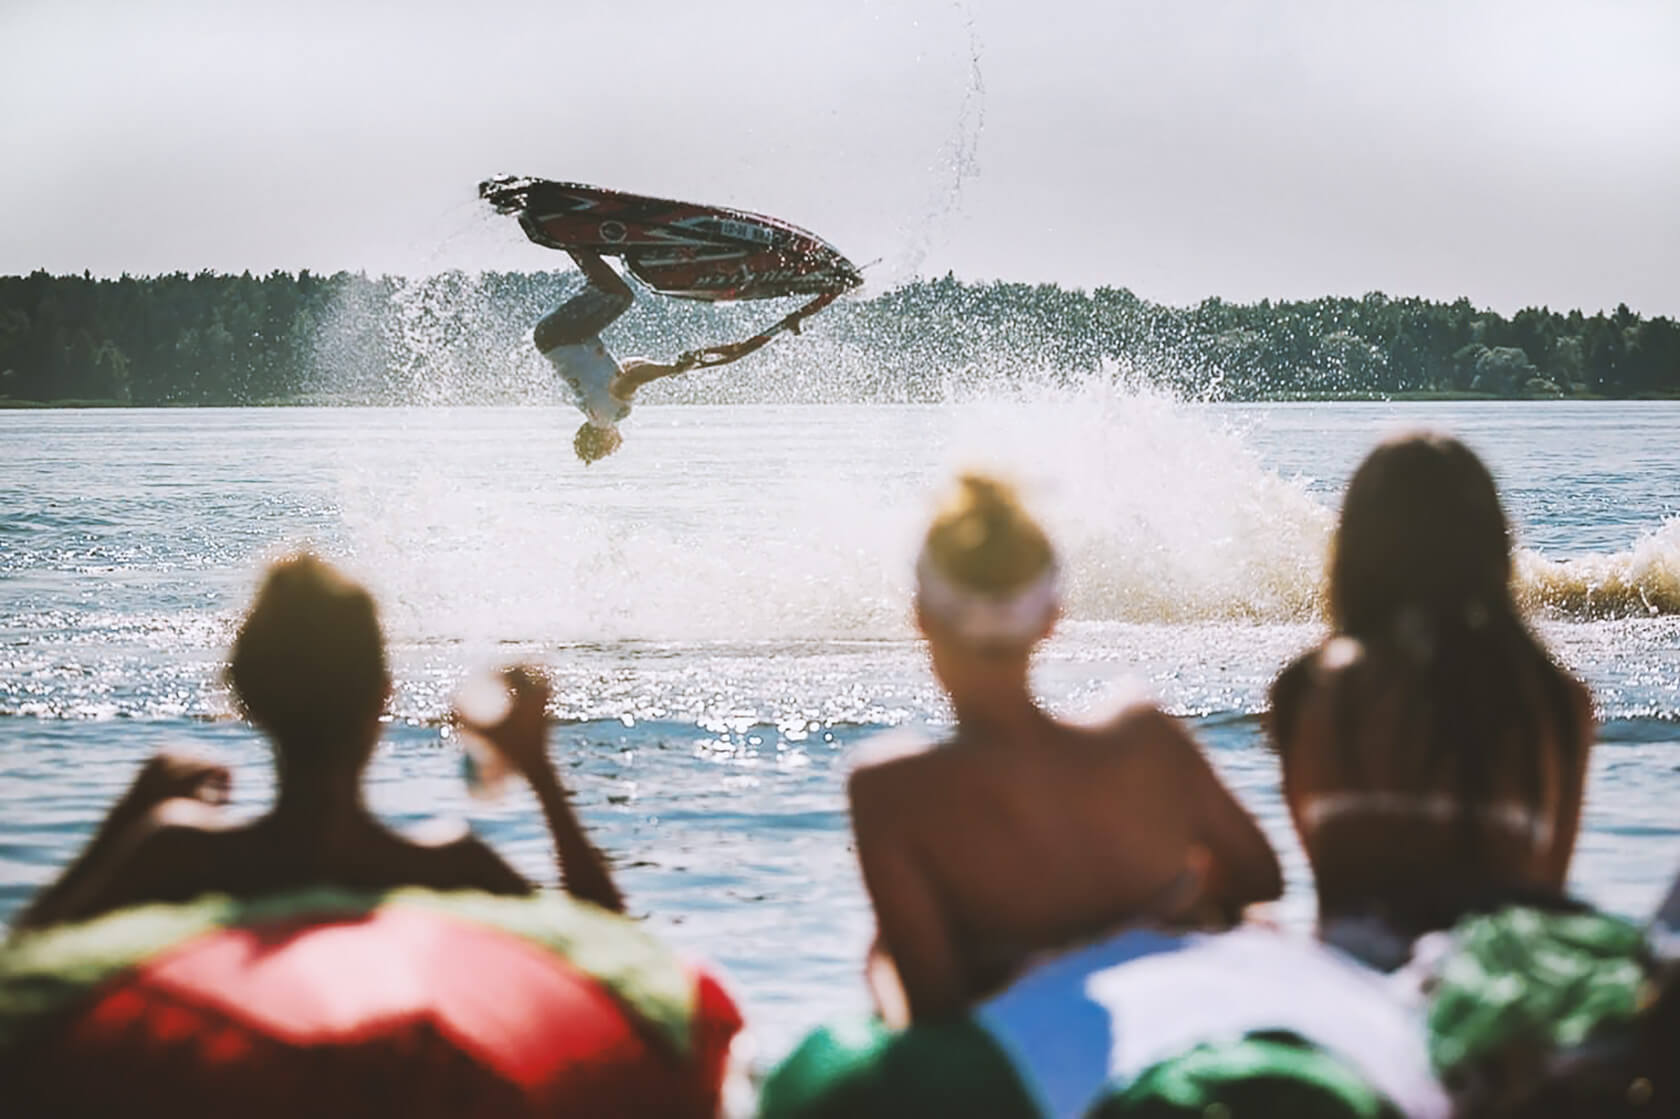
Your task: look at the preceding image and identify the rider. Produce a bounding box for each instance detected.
[535,249,826,464]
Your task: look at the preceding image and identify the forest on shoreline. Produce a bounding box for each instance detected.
[2,269,1677,406]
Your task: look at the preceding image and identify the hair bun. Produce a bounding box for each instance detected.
[923,473,1054,594]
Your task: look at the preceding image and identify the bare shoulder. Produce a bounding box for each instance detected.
[1279,637,1367,691]
[1563,672,1595,721]
[382,817,527,894]
[850,726,939,772]
[847,728,942,805]
[1072,677,1159,730]
[444,834,530,894]
[1269,638,1367,742]
[75,801,240,912]
[125,799,241,870]
[1560,670,1597,759]
[1078,689,1188,754]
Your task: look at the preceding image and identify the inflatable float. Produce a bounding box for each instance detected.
[763,909,1659,1118]
[0,888,740,1118]
[761,925,1449,1119]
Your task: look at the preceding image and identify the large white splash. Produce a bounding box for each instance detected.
[329,369,1338,650]
[937,370,1334,625]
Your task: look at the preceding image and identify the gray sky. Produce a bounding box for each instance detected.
[3,0,1677,313]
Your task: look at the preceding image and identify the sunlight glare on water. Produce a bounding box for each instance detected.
[2,389,1679,1055]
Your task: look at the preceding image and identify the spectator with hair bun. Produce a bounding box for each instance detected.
[849,473,1282,1024]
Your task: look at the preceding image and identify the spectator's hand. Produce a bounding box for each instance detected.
[457,666,555,782]
[114,752,231,827]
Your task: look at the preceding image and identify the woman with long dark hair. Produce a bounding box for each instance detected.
[1269,432,1593,957]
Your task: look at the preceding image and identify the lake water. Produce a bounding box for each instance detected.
[2,389,1678,1061]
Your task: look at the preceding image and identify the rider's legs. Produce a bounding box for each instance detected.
[533,281,633,354]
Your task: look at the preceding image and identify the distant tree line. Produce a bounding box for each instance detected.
[2,269,1677,405]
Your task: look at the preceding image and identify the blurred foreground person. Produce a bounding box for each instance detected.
[1269,432,1593,965]
[0,556,745,1118]
[849,474,1282,1024]
[14,552,622,933]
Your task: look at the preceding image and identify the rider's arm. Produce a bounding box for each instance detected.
[614,292,837,395]
[613,331,779,395]
[694,332,779,366]
[613,357,694,395]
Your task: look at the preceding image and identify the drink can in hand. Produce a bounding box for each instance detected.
[454,669,515,801]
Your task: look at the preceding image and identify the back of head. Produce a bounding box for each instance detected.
[228,553,387,751]
[917,474,1058,651]
[1330,432,1512,636]
[574,422,623,464]
[1324,432,1580,838]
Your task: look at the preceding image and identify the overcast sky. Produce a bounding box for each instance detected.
[3,0,1677,313]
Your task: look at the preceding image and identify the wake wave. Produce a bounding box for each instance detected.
[936,378,1679,625]
[1516,520,1680,619]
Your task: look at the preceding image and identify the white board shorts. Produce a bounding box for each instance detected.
[542,339,630,429]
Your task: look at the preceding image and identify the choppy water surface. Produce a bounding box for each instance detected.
[2,392,1678,1057]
